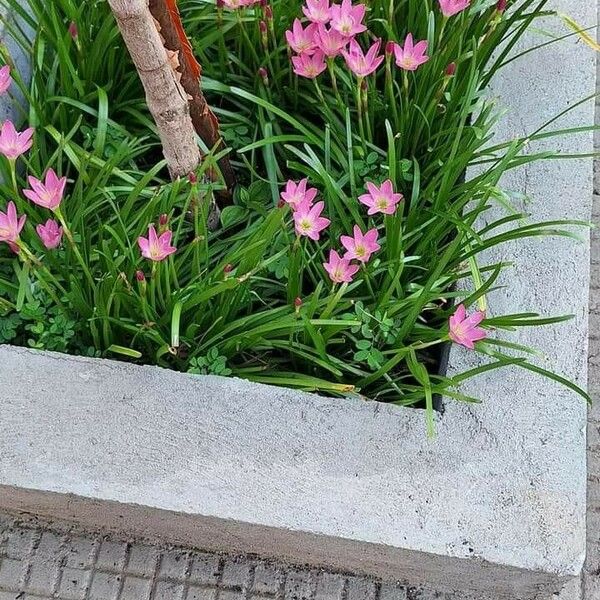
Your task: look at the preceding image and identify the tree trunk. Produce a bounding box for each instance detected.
[107,0,200,179]
[149,0,236,199]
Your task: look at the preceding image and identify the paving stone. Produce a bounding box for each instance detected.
[187,586,218,600]
[189,553,220,586]
[379,583,408,600]
[119,575,152,600]
[220,559,250,589]
[154,580,185,600]
[284,569,314,600]
[0,558,22,590]
[35,531,62,559]
[88,571,121,600]
[158,550,190,581]
[64,536,96,569]
[95,541,128,572]
[217,591,244,600]
[314,572,345,600]
[251,563,281,595]
[347,577,378,600]
[125,544,159,578]
[57,567,89,600]
[4,529,34,560]
[25,561,59,595]
[0,592,24,600]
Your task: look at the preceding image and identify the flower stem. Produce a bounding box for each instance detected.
[355,78,367,153]
[9,159,17,196]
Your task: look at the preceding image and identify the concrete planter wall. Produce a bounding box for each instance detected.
[0,1,594,599]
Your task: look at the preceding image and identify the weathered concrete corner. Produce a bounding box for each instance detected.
[0,1,594,599]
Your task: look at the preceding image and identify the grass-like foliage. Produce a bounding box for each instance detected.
[0,0,593,432]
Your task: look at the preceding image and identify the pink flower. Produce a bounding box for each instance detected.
[314,24,349,58]
[340,225,380,263]
[293,200,330,241]
[0,65,11,95]
[438,0,470,17]
[329,0,366,37]
[68,21,78,39]
[341,38,384,78]
[23,168,67,211]
[221,0,258,8]
[302,0,331,24]
[0,120,34,161]
[358,180,403,215]
[323,249,359,283]
[0,201,26,244]
[292,50,327,78]
[281,178,318,210]
[138,224,177,262]
[36,219,63,249]
[285,19,317,54]
[393,34,429,71]
[448,304,486,349]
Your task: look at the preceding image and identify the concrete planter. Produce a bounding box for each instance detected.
[0,1,594,599]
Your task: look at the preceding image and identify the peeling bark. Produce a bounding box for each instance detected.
[108,0,200,179]
[149,0,236,199]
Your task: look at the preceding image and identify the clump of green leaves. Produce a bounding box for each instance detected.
[0,0,592,436]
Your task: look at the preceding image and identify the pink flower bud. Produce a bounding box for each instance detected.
[445,62,456,76]
[258,67,269,85]
[159,213,168,226]
[265,5,273,19]
[216,0,225,8]
[260,20,268,46]
[496,0,507,12]
[188,171,197,184]
[224,263,234,274]
[385,41,395,56]
[294,297,302,308]
[136,270,146,282]
[68,21,78,39]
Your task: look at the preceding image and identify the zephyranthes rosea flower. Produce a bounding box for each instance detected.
[448,304,486,349]
[359,180,403,215]
[323,249,359,283]
[329,0,366,37]
[393,34,429,71]
[0,120,34,161]
[221,0,259,8]
[138,224,177,262]
[23,168,67,211]
[0,65,11,95]
[438,0,470,17]
[36,219,63,249]
[342,39,384,78]
[285,19,317,54]
[292,50,327,78]
[0,201,26,245]
[281,178,318,210]
[302,0,331,24]
[340,225,380,262]
[314,24,349,58]
[293,200,330,240]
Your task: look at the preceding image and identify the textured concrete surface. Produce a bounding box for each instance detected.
[0,0,594,598]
